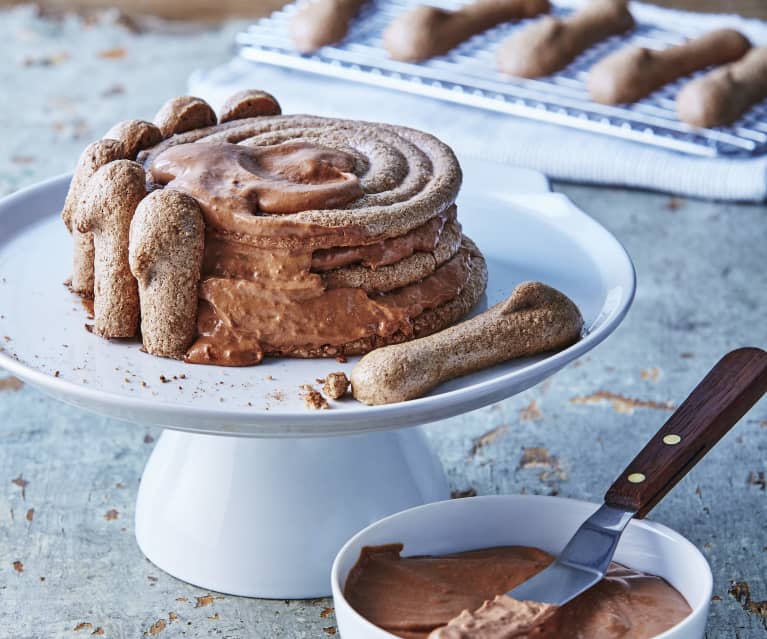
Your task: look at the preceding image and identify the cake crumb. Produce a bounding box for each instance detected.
[303,389,329,410]
[336,355,348,363]
[323,372,350,400]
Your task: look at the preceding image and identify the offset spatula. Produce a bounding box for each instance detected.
[509,347,767,606]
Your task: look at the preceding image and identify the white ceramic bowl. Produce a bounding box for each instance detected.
[332,495,712,639]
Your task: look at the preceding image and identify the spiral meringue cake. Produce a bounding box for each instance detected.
[62,89,487,366]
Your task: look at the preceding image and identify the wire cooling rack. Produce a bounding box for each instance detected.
[236,0,767,158]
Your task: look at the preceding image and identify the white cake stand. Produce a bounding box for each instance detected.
[0,159,634,598]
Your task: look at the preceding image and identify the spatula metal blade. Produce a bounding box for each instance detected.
[507,504,635,606]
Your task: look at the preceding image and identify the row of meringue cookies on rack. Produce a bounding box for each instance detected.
[291,0,767,128]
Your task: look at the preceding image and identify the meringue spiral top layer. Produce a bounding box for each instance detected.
[141,115,463,250]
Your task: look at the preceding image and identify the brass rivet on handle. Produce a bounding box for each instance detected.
[627,472,646,484]
[663,434,682,445]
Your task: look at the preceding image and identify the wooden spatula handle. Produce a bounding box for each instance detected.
[605,347,767,519]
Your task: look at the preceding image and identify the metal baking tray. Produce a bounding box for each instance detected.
[235,0,767,158]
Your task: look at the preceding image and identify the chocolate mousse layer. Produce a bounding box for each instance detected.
[185,247,475,366]
[344,544,691,639]
[312,206,457,271]
[151,141,364,220]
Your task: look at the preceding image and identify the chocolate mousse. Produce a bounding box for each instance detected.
[344,544,691,639]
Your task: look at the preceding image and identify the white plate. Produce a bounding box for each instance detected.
[332,495,712,639]
[0,159,634,436]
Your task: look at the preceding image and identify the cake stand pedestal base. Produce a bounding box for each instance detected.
[135,427,449,598]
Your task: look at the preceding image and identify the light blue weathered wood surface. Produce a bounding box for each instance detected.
[0,6,765,638]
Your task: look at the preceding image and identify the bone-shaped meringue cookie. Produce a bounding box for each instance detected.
[588,29,751,106]
[497,0,634,78]
[61,139,126,298]
[75,160,146,338]
[129,189,205,359]
[153,96,217,138]
[351,281,583,405]
[384,0,550,62]
[676,46,767,128]
[103,119,163,159]
[219,89,282,123]
[290,0,366,53]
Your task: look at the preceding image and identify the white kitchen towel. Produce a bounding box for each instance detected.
[190,1,767,202]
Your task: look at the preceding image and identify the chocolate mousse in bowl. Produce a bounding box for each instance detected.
[331,495,713,639]
[61,89,487,366]
[344,543,690,639]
